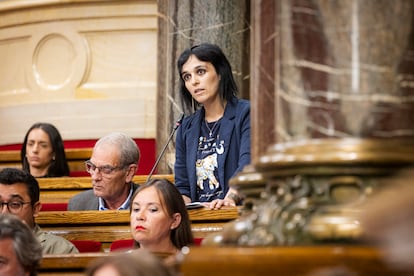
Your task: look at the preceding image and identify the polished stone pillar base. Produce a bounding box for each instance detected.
[204,138,414,246]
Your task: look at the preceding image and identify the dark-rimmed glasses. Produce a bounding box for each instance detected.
[0,201,31,214]
[85,160,124,175]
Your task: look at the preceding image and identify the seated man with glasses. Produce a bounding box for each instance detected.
[68,132,140,211]
[0,167,79,254]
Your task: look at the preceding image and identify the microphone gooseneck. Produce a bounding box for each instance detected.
[146,113,184,182]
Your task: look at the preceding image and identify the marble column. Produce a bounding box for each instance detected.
[221,0,414,246]
[156,0,250,173]
[250,0,278,163]
[278,0,414,141]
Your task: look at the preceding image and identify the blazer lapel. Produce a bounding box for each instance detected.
[184,110,203,187]
[216,99,237,189]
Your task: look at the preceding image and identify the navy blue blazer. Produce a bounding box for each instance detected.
[174,97,251,202]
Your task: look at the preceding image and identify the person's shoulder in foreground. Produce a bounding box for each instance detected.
[0,213,42,276]
[34,224,79,254]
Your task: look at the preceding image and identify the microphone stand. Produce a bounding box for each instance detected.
[146,113,184,182]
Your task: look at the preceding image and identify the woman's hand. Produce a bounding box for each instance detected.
[207,198,236,210]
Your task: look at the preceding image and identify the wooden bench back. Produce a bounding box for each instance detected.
[0,148,91,173]
[38,174,175,203]
[178,246,404,276]
[37,208,239,250]
[39,251,172,275]
[39,246,409,276]
[40,253,106,275]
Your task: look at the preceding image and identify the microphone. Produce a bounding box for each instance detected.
[146,113,184,182]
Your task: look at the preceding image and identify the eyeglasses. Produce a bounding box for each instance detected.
[0,201,31,214]
[85,160,125,175]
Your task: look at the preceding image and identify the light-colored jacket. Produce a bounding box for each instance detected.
[34,224,79,255]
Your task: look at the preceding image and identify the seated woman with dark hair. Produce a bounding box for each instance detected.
[129,178,194,254]
[21,122,70,177]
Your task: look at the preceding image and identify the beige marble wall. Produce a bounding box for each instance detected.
[0,0,157,144]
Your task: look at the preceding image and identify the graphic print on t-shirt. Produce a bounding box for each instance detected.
[196,120,225,202]
[196,153,219,190]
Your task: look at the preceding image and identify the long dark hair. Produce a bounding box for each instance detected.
[177,43,238,113]
[21,122,70,177]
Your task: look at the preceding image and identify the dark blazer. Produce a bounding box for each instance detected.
[174,97,251,202]
[67,182,139,210]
